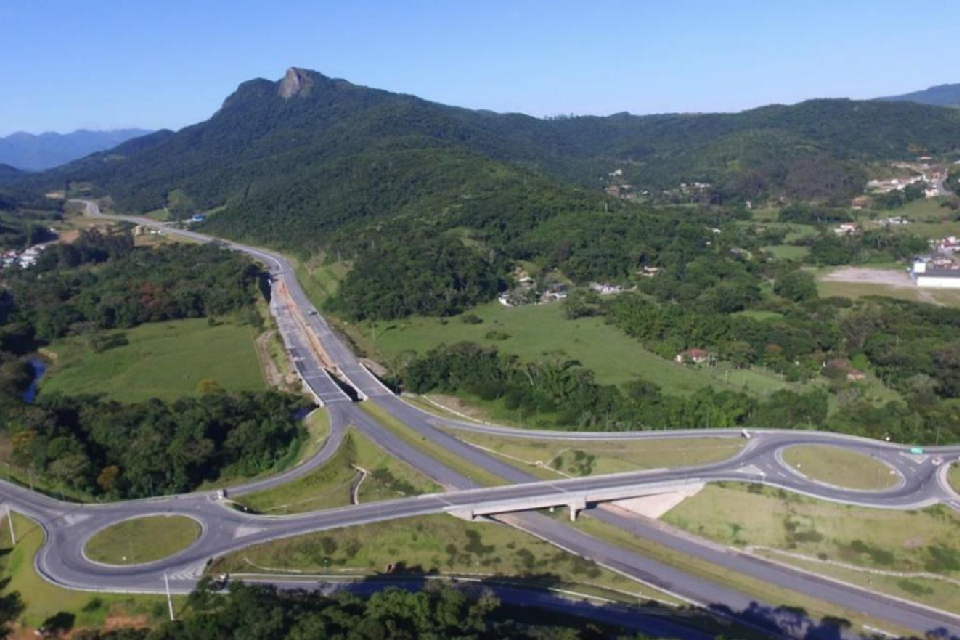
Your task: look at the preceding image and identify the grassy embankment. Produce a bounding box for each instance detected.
[208,513,681,607]
[40,317,265,402]
[236,427,440,515]
[0,513,174,630]
[359,402,507,487]
[436,429,744,481]
[662,481,960,616]
[84,516,201,565]
[780,445,899,490]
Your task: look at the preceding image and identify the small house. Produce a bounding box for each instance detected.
[675,348,710,365]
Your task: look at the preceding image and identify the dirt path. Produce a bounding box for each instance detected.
[819,267,914,287]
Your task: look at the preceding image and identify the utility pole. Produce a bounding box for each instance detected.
[164,572,175,621]
[6,507,14,545]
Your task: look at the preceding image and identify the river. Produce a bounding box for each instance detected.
[22,356,47,403]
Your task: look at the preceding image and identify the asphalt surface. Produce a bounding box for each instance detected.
[6,200,960,639]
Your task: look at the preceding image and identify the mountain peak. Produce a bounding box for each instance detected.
[279,67,315,99]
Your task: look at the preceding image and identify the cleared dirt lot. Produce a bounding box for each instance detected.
[819,267,914,287]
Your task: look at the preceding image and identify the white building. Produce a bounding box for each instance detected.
[911,260,960,289]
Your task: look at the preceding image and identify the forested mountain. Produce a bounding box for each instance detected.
[0,164,21,182]
[15,67,960,236]
[0,128,152,171]
[876,82,960,108]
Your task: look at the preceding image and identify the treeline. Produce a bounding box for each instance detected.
[401,341,960,443]
[805,229,928,266]
[5,391,308,498]
[66,582,651,640]
[777,203,852,225]
[4,229,262,344]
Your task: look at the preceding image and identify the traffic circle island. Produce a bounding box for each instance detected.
[779,445,901,491]
[84,515,202,566]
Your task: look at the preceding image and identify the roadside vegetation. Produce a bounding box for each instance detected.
[208,513,672,605]
[236,429,440,515]
[66,580,676,640]
[780,445,900,490]
[662,481,960,615]
[443,430,744,479]
[84,516,201,565]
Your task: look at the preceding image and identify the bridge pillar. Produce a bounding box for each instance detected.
[568,495,587,521]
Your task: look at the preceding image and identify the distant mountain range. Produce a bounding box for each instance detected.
[875,83,960,108]
[0,128,152,171]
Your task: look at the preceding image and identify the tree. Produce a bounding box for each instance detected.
[774,271,817,302]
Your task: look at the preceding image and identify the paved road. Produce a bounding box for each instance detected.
[7,200,960,639]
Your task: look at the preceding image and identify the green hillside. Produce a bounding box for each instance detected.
[15,67,960,228]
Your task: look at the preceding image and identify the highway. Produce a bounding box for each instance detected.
[5,200,960,639]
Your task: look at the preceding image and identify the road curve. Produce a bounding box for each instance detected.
[7,200,958,639]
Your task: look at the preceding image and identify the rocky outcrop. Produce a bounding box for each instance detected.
[278,67,314,99]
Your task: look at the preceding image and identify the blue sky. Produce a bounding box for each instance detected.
[2,0,959,135]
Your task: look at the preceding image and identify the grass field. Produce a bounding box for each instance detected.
[781,445,899,490]
[207,513,677,606]
[762,244,810,260]
[0,513,173,630]
[40,317,266,402]
[950,464,960,495]
[346,300,811,399]
[445,430,744,480]
[84,516,200,565]
[870,196,960,222]
[662,482,960,616]
[236,427,440,514]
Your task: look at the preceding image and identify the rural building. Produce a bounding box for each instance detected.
[675,348,710,364]
[589,283,623,295]
[834,222,859,235]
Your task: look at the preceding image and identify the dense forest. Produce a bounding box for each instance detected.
[330,235,504,320]
[3,229,263,344]
[64,582,649,640]
[6,391,307,498]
